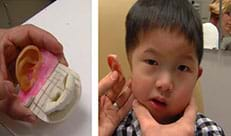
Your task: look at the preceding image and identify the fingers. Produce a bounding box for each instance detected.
[117,90,134,121]
[178,96,197,124]
[58,55,68,66]
[106,54,126,102]
[106,76,125,103]
[0,45,8,80]
[113,80,132,109]
[0,81,9,100]
[99,71,119,97]
[7,98,37,123]
[133,100,158,129]
[0,80,16,100]
[5,24,68,66]
[0,28,7,39]
[0,80,36,123]
[5,81,36,123]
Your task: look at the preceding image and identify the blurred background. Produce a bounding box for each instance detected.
[0,0,55,28]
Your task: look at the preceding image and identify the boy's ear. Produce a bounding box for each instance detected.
[107,54,122,74]
[197,67,203,79]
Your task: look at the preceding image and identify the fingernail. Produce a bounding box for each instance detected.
[110,71,118,81]
[59,57,68,66]
[127,80,132,89]
[132,99,138,107]
[124,86,129,91]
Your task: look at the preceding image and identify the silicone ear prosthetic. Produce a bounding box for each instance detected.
[16,45,81,123]
[107,54,122,74]
[16,45,42,92]
[107,54,125,82]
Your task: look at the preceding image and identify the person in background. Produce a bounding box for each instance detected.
[209,0,231,49]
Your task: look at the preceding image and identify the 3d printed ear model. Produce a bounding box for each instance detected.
[16,46,42,92]
[16,46,81,123]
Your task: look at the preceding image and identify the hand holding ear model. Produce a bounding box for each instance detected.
[0,24,67,123]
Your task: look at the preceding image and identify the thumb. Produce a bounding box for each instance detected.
[2,81,36,123]
[133,100,158,129]
[178,96,197,125]
[99,71,119,97]
[7,97,37,123]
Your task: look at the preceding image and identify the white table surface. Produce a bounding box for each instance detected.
[0,0,92,135]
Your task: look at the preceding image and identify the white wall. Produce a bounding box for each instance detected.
[201,49,231,135]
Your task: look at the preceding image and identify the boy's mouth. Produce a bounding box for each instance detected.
[149,97,167,109]
[152,98,167,106]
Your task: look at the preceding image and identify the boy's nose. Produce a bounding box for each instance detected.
[155,72,173,92]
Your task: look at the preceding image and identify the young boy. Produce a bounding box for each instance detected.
[113,0,225,135]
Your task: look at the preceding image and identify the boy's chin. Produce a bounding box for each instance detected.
[151,112,183,124]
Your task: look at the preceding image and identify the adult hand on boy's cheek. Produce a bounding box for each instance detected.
[0,24,68,123]
[133,97,197,136]
[99,71,134,136]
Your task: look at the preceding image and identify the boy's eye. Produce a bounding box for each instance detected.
[178,65,190,72]
[145,59,158,65]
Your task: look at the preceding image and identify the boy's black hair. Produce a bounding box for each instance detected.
[126,0,203,64]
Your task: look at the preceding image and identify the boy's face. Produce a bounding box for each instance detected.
[129,29,202,124]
